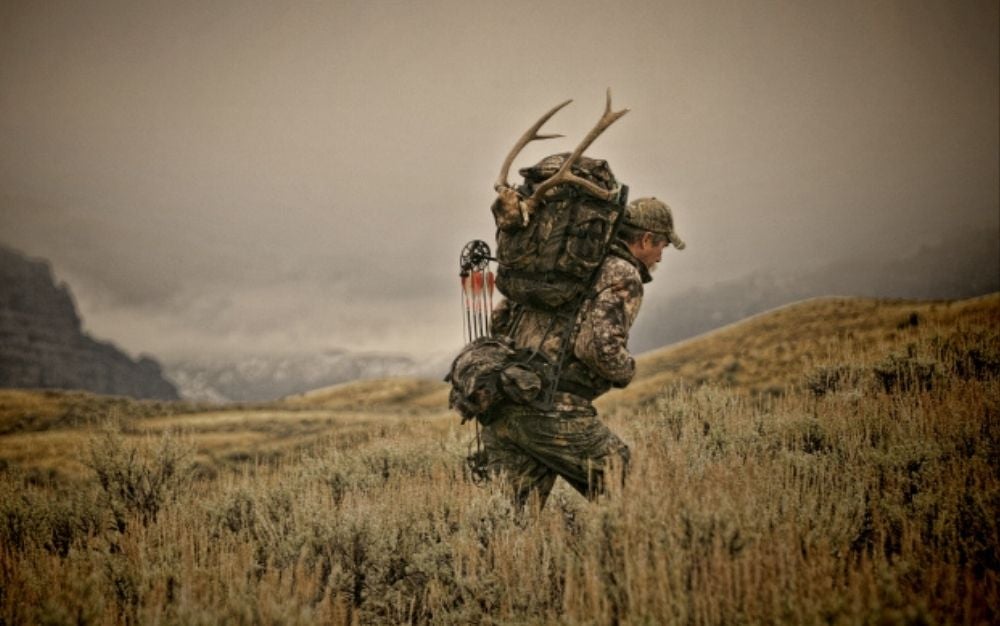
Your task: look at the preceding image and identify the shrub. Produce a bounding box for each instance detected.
[85,425,194,532]
[0,474,102,557]
[872,351,939,393]
[803,364,868,396]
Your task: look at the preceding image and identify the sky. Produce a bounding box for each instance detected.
[1,0,997,363]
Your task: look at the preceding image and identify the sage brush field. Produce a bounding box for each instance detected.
[1,296,997,624]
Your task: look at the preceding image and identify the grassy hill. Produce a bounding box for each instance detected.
[1,294,997,624]
[2,294,996,477]
[283,376,449,412]
[603,293,999,410]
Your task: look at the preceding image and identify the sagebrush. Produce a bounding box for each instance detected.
[1,298,997,624]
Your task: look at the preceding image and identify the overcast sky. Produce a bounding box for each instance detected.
[1,0,997,363]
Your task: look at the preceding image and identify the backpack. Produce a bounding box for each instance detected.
[493,153,629,312]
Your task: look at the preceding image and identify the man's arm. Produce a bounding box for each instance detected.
[574,276,643,387]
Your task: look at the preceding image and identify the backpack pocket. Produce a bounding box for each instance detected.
[445,336,550,424]
[557,203,622,276]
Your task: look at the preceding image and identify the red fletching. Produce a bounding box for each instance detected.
[457,246,495,341]
[472,272,482,313]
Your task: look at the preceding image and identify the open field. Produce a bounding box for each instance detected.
[1,295,997,624]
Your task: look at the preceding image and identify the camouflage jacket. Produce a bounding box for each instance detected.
[492,240,650,414]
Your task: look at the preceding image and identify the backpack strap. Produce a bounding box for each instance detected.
[554,378,600,400]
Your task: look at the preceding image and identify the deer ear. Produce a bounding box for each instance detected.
[491,190,526,232]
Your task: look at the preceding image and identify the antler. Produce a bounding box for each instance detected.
[526,89,629,206]
[495,99,572,192]
[491,90,629,229]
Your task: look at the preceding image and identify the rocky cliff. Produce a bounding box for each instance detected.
[0,246,179,400]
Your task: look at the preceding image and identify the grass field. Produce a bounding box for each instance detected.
[1,295,997,624]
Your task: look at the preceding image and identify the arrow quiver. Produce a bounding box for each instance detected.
[459,240,495,344]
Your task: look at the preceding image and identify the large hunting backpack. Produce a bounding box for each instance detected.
[493,153,629,312]
[448,93,631,425]
[446,153,628,421]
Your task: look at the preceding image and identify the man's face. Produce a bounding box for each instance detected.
[632,232,669,272]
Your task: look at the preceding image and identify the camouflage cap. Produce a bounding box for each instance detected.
[624,197,686,250]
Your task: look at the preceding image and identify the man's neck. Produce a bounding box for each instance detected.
[611,240,653,283]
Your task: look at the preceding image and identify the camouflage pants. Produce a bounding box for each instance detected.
[479,402,630,509]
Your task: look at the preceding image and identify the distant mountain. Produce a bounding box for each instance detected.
[630,227,999,353]
[0,246,179,400]
[165,351,432,403]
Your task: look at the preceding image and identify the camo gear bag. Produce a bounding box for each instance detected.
[444,335,553,425]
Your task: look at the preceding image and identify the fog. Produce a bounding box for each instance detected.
[2,0,997,362]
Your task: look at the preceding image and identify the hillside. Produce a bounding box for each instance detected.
[157,229,999,402]
[5,294,997,427]
[283,376,449,411]
[1,292,996,625]
[2,293,996,477]
[283,294,1000,418]
[629,227,999,353]
[601,293,1000,412]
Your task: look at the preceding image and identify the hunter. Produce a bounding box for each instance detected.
[483,194,685,509]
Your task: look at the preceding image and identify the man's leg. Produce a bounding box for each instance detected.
[511,413,631,500]
[481,415,558,510]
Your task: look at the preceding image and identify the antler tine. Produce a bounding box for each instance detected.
[495,99,573,191]
[528,88,629,203]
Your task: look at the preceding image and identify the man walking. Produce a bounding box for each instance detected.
[482,196,685,509]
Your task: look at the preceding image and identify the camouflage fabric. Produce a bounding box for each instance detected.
[625,196,686,250]
[480,242,646,508]
[491,241,648,412]
[481,402,631,509]
[493,154,619,233]
[518,153,618,193]
[445,335,547,424]
[493,153,627,311]
[573,242,648,387]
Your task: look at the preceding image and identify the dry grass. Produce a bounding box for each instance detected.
[284,376,449,411]
[601,294,1000,411]
[1,294,997,624]
[0,406,452,482]
[0,389,219,435]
